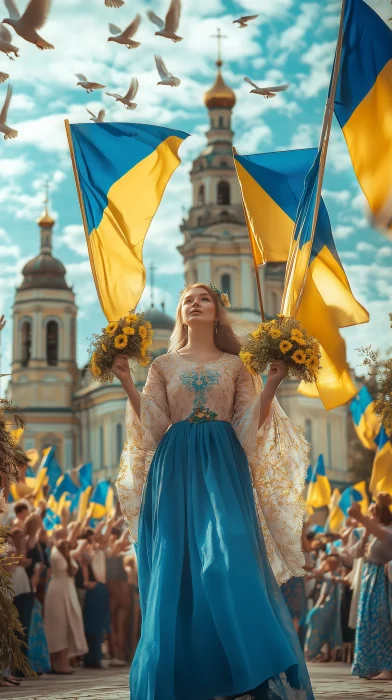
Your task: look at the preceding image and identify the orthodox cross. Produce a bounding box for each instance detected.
[210,27,227,66]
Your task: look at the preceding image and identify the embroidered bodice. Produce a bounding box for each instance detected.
[116,351,310,586]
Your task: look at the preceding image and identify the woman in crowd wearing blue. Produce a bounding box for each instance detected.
[114,283,314,700]
[304,555,343,662]
[349,493,392,681]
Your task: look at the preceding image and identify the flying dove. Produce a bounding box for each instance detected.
[108,14,141,49]
[2,0,54,50]
[0,84,17,139]
[105,0,124,6]
[244,76,289,98]
[155,54,180,87]
[76,74,106,93]
[86,107,105,122]
[147,0,182,42]
[233,14,258,28]
[0,23,19,57]
[106,77,138,109]
[0,71,9,82]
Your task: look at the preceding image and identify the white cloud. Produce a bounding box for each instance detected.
[335,225,354,239]
[357,242,376,254]
[0,156,32,178]
[289,123,315,149]
[60,224,87,257]
[322,189,351,204]
[279,4,319,54]
[0,244,20,258]
[340,251,358,262]
[235,123,273,153]
[298,41,335,98]
[377,246,392,259]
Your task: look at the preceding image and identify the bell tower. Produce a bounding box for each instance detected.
[9,185,78,468]
[178,29,261,324]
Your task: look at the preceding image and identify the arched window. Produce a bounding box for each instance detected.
[218,115,224,128]
[116,423,123,460]
[21,320,32,367]
[198,184,205,206]
[221,273,231,300]
[220,160,228,169]
[99,425,104,469]
[304,419,313,464]
[217,181,230,205]
[46,320,59,366]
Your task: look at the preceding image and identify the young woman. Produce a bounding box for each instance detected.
[114,283,314,700]
[349,493,392,681]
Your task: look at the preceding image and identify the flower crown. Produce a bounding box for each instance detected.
[180,282,231,309]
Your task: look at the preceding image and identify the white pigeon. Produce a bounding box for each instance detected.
[76,74,106,93]
[108,14,141,49]
[244,76,289,98]
[2,0,54,50]
[147,0,182,42]
[155,54,180,87]
[86,107,105,123]
[0,22,19,57]
[0,84,17,139]
[0,71,9,82]
[105,0,124,6]
[233,14,258,28]
[106,77,138,109]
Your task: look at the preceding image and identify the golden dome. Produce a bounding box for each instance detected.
[204,61,236,110]
[37,209,55,227]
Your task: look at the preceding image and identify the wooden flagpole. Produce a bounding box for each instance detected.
[287,0,346,317]
[233,147,266,321]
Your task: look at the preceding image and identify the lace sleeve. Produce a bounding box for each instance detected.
[116,359,170,542]
[232,364,309,586]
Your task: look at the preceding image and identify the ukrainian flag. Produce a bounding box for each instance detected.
[339,481,368,517]
[369,427,392,493]
[335,0,392,229]
[307,455,332,509]
[326,488,344,533]
[37,446,62,494]
[350,386,381,451]
[70,463,93,521]
[67,123,189,321]
[89,480,114,521]
[43,473,79,531]
[234,147,368,409]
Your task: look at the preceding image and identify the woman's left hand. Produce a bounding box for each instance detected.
[266,360,288,389]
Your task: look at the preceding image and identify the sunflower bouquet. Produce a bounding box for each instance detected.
[88,312,153,384]
[240,316,321,383]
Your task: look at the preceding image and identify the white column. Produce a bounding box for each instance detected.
[240,258,252,308]
[32,310,41,358]
[13,312,19,362]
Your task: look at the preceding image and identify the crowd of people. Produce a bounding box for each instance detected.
[0,490,140,688]
[282,493,392,682]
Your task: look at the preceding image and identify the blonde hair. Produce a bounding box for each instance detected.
[168,283,242,355]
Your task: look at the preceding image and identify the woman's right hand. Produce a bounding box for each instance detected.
[112,354,132,384]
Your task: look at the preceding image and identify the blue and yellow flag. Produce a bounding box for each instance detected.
[67,123,189,321]
[335,0,392,229]
[89,480,114,521]
[326,488,344,533]
[70,463,93,521]
[369,427,392,493]
[339,481,368,517]
[234,147,368,409]
[350,386,381,451]
[307,455,332,509]
[37,446,62,494]
[43,473,79,531]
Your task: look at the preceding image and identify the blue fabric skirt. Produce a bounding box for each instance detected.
[305,585,343,660]
[352,562,392,677]
[131,420,314,700]
[281,577,307,623]
[27,599,51,674]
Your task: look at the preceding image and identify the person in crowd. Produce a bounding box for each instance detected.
[7,528,34,677]
[124,551,141,663]
[13,501,30,529]
[304,555,343,662]
[349,493,392,681]
[44,539,88,674]
[106,524,131,667]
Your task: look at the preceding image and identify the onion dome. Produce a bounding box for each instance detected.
[143,303,174,331]
[204,61,236,110]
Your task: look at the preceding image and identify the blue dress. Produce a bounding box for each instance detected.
[117,352,314,700]
[305,575,343,659]
[27,599,51,674]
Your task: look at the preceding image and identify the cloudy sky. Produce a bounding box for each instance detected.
[0,0,391,381]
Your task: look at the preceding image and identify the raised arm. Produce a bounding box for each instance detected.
[348,502,391,541]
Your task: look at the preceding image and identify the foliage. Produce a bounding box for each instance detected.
[240,316,322,383]
[0,399,24,484]
[358,313,392,438]
[88,311,154,384]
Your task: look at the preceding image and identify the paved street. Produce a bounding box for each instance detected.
[1,664,391,700]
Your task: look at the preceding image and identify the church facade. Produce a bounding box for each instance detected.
[8,58,351,488]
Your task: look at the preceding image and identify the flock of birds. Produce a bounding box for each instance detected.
[0,0,290,138]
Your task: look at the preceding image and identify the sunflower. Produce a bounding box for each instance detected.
[291,330,306,346]
[123,326,135,336]
[145,321,152,330]
[269,328,282,339]
[91,362,101,377]
[139,326,147,339]
[220,293,231,309]
[292,349,306,365]
[306,354,319,372]
[114,333,128,349]
[106,322,118,336]
[101,343,107,352]
[251,328,263,339]
[279,340,293,354]
[125,314,138,324]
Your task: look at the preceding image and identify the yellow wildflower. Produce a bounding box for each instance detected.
[101,343,107,352]
[145,321,152,330]
[279,340,293,354]
[292,349,306,365]
[251,327,263,339]
[114,333,128,350]
[291,330,306,346]
[123,326,135,336]
[306,354,319,372]
[125,314,138,324]
[269,328,282,339]
[139,326,147,339]
[106,322,118,336]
